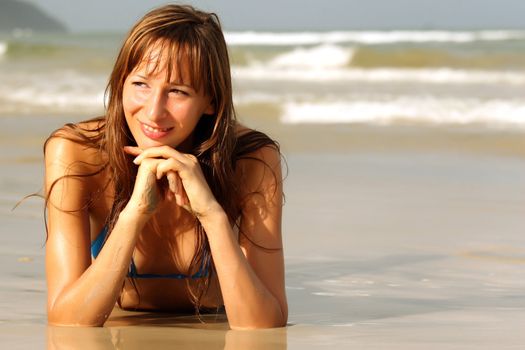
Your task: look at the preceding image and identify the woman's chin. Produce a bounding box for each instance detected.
[133,134,191,151]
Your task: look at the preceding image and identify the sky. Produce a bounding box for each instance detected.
[24,0,525,32]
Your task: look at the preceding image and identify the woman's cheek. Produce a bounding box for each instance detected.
[125,93,144,112]
[123,84,144,112]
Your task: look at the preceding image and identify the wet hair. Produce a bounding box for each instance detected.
[44,4,281,312]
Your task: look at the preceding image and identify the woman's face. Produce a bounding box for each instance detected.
[122,51,214,151]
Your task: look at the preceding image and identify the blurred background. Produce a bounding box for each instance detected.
[1,0,525,130]
[1,0,525,155]
[1,1,525,348]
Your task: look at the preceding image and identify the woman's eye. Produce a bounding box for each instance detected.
[132,81,147,88]
[169,89,188,96]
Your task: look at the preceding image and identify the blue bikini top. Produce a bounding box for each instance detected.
[91,226,209,279]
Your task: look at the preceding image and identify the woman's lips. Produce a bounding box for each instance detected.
[140,122,173,140]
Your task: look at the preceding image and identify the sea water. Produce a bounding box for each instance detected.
[0,30,524,128]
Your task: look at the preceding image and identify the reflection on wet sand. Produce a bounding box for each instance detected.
[47,309,287,350]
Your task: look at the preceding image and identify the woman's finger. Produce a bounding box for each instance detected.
[177,172,184,197]
[155,162,190,212]
[155,158,183,180]
[173,173,190,209]
[167,171,178,194]
[123,146,143,156]
[133,145,186,164]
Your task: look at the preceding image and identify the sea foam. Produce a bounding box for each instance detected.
[280,97,525,128]
[0,42,8,57]
[233,66,525,85]
[0,70,105,114]
[225,30,525,46]
[268,45,353,69]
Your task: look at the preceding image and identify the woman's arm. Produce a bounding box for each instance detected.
[45,137,154,326]
[202,145,287,329]
[131,144,287,329]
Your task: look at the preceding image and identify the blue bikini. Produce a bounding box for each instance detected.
[91,226,209,279]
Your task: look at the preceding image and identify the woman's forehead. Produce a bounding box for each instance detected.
[132,44,192,83]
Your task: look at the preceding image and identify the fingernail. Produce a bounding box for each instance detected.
[133,157,140,164]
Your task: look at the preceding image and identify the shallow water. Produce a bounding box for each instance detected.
[2,136,525,348]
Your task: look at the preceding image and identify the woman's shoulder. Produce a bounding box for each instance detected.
[44,118,112,213]
[44,117,106,173]
[48,117,105,142]
[234,123,282,192]
[234,123,280,160]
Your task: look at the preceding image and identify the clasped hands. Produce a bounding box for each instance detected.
[124,145,222,220]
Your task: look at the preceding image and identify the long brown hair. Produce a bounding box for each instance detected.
[44,4,281,311]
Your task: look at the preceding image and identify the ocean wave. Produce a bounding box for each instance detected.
[233,92,284,105]
[225,30,525,46]
[267,45,354,69]
[280,98,525,128]
[233,66,525,85]
[0,37,117,62]
[350,46,525,70]
[0,41,7,57]
[2,40,72,57]
[0,70,106,114]
[236,43,525,70]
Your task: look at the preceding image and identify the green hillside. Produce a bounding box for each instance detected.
[0,0,67,32]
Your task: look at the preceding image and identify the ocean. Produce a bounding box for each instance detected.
[1,30,525,128]
[1,30,525,349]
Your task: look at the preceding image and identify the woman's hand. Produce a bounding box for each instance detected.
[125,153,163,216]
[124,146,224,220]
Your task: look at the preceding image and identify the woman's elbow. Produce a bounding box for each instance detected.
[229,311,288,330]
[230,320,287,330]
[47,307,107,327]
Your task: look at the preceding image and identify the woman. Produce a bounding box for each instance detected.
[44,4,287,329]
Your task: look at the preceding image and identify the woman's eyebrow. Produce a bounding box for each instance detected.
[167,81,195,91]
[130,73,195,90]
[169,81,193,88]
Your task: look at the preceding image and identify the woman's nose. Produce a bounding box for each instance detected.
[145,89,167,122]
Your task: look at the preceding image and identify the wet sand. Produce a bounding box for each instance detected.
[1,115,525,348]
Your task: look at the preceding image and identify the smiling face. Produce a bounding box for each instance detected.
[122,48,214,151]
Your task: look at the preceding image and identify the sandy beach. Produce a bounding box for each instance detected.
[1,112,525,348]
